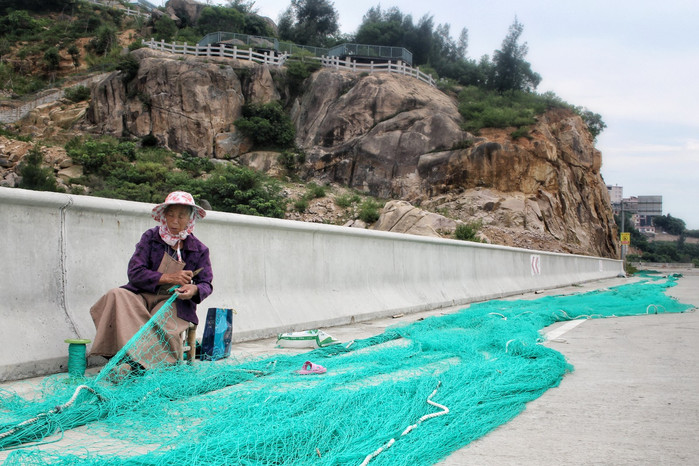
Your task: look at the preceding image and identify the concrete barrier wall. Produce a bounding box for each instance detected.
[1,187,623,381]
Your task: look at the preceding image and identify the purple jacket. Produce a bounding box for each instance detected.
[121,226,213,325]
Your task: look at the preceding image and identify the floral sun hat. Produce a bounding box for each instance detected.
[151,191,207,222]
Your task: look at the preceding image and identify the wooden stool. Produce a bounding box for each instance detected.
[183,323,197,364]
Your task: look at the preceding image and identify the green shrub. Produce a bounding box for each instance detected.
[18,145,61,192]
[294,197,308,212]
[358,198,381,224]
[0,126,32,142]
[192,165,287,218]
[454,221,483,242]
[117,54,140,84]
[235,102,295,149]
[67,44,80,67]
[153,14,177,42]
[278,149,306,173]
[286,60,321,94]
[128,40,144,51]
[335,193,361,208]
[306,182,326,199]
[43,47,60,71]
[65,137,139,176]
[176,152,215,176]
[510,126,531,140]
[87,25,118,56]
[458,86,560,133]
[64,85,91,102]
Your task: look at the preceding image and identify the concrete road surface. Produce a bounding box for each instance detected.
[440,267,699,465]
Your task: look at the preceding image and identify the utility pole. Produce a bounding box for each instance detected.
[621,200,625,262]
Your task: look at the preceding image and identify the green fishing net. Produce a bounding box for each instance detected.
[0,274,693,465]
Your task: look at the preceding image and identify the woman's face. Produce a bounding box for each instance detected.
[164,204,192,235]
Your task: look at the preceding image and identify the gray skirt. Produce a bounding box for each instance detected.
[89,288,190,368]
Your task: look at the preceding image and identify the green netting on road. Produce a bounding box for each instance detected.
[1,274,693,465]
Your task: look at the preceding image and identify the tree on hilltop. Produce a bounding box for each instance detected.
[491,18,541,93]
[355,6,468,68]
[654,214,686,236]
[278,0,339,47]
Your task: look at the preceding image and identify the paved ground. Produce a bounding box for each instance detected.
[1,266,697,464]
[441,266,699,465]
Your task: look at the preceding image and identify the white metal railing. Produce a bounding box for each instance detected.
[83,0,149,18]
[142,39,435,87]
[315,55,435,87]
[142,39,289,66]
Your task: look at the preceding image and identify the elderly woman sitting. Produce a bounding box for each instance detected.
[89,191,213,372]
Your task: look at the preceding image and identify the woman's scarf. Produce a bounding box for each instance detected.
[158,217,195,261]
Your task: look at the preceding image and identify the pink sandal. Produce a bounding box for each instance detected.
[295,361,326,375]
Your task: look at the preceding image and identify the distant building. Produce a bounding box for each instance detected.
[606,187,663,233]
[636,195,662,228]
[607,184,623,205]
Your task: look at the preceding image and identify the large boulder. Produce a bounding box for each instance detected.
[166,0,207,26]
[87,48,249,158]
[293,70,467,198]
[291,71,617,257]
[370,200,458,238]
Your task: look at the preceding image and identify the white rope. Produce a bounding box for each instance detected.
[646,304,666,314]
[360,381,449,466]
[0,385,104,441]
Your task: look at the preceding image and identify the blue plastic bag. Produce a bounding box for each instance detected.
[201,308,233,361]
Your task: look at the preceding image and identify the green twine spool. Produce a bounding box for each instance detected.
[65,339,91,378]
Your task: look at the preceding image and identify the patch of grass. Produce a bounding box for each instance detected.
[454,221,483,242]
[64,85,91,102]
[294,197,308,212]
[335,193,361,208]
[306,182,326,199]
[458,86,561,133]
[358,198,381,224]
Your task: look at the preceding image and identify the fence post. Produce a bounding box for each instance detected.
[370,61,374,73]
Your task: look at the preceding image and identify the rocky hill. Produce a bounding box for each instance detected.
[1,47,619,258]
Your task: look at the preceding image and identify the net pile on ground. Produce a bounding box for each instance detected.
[0,274,693,465]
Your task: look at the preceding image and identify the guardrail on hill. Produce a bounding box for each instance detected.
[315,55,435,87]
[141,39,436,87]
[84,0,150,18]
[142,39,289,66]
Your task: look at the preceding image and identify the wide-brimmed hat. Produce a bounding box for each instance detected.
[152,191,206,222]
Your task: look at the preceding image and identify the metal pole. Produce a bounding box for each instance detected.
[621,200,626,263]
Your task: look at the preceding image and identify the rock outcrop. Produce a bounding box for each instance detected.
[370,200,459,238]
[86,48,255,158]
[292,70,617,257]
[82,52,617,257]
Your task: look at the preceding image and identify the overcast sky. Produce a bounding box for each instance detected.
[153,0,699,229]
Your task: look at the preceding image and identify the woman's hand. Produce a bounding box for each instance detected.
[175,284,199,300]
[160,270,194,286]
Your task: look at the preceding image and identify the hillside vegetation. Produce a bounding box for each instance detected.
[5,0,675,254]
